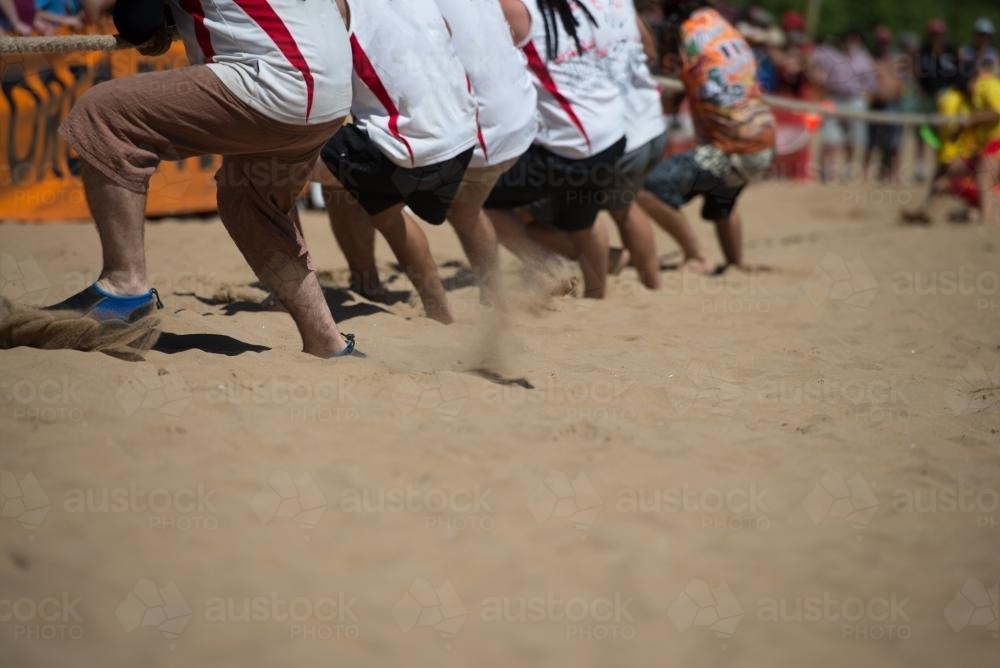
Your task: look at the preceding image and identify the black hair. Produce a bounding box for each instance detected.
[658,0,708,54]
[660,0,707,24]
[537,0,598,60]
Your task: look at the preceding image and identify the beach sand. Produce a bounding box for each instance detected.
[0,181,998,666]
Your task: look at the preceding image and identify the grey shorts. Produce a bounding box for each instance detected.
[604,132,669,211]
[644,145,774,221]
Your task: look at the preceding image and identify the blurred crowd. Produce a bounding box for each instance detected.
[0,0,84,35]
[639,2,999,188]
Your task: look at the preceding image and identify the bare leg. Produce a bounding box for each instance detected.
[371,206,453,323]
[713,209,743,268]
[217,155,350,357]
[81,163,149,295]
[977,151,998,224]
[570,224,609,298]
[526,223,579,258]
[446,198,500,303]
[488,209,552,265]
[488,209,575,295]
[520,217,611,295]
[257,251,349,357]
[635,189,712,273]
[323,185,381,295]
[610,203,660,289]
[316,160,451,316]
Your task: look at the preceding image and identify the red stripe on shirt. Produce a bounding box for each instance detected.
[231,0,315,119]
[350,34,416,166]
[522,41,590,150]
[467,74,489,163]
[178,0,215,62]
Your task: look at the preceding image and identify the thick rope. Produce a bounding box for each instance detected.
[654,76,970,127]
[0,33,971,128]
[1,32,164,54]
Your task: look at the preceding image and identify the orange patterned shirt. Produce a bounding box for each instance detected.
[679,9,775,154]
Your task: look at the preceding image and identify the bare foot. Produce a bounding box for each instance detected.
[900,207,932,225]
[424,300,454,325]
[680,257,714,275]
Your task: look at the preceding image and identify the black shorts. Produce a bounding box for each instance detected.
[320,124,474,224]
[484,138,627,231]
[643,149,745,221]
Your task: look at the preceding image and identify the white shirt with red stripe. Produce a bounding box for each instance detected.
[432,0,538,168]
[345,0,477,168]
[168,0,352,126]
[518,0,625,159]
[599,0,667,152]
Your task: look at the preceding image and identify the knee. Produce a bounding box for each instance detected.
[642,176,685,209]
[64,82,120,130]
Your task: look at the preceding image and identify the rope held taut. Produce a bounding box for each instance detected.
[1,32,171,54]
[0,33,973,128]
[653,76,970,128]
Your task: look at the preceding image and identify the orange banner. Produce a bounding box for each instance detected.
[0,34,219,222]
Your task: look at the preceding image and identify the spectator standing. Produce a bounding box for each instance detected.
[774,11,814,100]
[916,19,961,181]
[917,19,960,98]
[866,26,904,182]
[898,31,933,182]
[808,28,876,181]
[961,18,998,72]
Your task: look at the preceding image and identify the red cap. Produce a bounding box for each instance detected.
[782,11,805,31]
[926,18,947,35]
[874,26,893,44]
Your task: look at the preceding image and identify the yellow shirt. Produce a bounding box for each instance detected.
[937,89,979,164]
[971,73,1000,146]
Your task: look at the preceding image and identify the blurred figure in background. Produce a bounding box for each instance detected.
[774,11,814,100]
[918,19,960,96]
[961,18,997,72]
[969,56,1000,223]
[901,73,980,224]
[32,0,83,33]
[915,19,960,182]
[906,62,1000,225]
[0,0,34,34]
[866,26,904,182]
[898,31,932,182]
[809,28,876,182]
[736,6,781,94]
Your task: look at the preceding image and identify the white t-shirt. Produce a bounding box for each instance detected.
[168,0,353,125]
[518,0,625,159]
[432,0,538,168]
[345,0,478,167]
[598,0,667,151]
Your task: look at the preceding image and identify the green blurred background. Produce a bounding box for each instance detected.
[733,0,998,43]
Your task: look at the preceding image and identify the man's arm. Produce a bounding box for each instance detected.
[0,0,32,35]
[499,0,530,45]
[636,16,657,67]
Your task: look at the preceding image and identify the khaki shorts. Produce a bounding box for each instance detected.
[60,65,343,274]
[452,157,521,208]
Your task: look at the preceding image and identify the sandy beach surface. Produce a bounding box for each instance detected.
[1,181,998,667]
